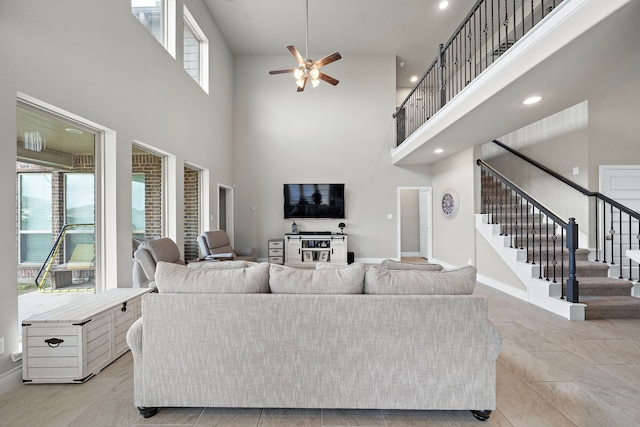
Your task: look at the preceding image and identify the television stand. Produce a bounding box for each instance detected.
[284,233,347,268]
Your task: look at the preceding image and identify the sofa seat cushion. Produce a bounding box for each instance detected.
[269,263,365,294]
[365,265,476,295]
[156,261,270,293]
[380,259,443,271]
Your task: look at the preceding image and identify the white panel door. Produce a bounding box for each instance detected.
[599,166,640,272]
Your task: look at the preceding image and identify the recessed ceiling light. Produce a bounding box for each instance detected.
[410,76,418,83]
[434,148,444,154]
[439,1,449,10]
[65,127,84,135]
[523,96,542,105]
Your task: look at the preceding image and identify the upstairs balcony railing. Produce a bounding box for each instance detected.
[393,0,565,145]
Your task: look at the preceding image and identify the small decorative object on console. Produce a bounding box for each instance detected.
[291,221,298,234]
[338,222,345,234]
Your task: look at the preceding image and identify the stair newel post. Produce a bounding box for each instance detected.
[566,218,580,303]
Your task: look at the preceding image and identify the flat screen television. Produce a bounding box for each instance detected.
[283,183,345,219]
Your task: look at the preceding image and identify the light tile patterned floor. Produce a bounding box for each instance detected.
[3,282,640,426]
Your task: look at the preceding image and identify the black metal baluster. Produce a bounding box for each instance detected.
[619,208,623,278]
[551,223,557,284]
[629,212,633,280]
[538,208,543,279]
[610,204,615,264]
[594,197,600,261]
[527,200,532,262]
[545,216,550,281]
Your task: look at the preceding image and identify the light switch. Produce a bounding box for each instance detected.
[387,214,393,220]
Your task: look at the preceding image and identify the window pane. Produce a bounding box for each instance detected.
[65,233,95,264]
[65,174,95,225]
[132,173,146,237]
[184,23,200,83]
[20,173,52,231]
[132,0,163,44]
[20,233,52,263]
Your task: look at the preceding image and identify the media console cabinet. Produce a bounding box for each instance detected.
[22,288,150,384]
[284,233,347,267]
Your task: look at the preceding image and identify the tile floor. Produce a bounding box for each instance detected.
[3,282,640,426]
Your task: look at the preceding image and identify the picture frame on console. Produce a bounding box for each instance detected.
[319,251,329,262]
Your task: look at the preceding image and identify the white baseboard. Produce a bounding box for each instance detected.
[401,252,420,258]
[0,365,22,396]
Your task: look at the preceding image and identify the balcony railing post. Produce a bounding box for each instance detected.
[437,43,446,109]
[566,217,579,303]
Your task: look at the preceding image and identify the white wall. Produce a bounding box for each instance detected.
[232,54,432,260]
[431,147,476,267]
[0,0,233,380]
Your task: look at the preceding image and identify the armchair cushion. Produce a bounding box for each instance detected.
[197,230,257,262]
[132,237,184,288]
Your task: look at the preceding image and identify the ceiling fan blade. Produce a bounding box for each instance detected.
[269,69,295,75]
[318,72,339,86]
[297,76,308,92]
[286,45,305,64]
[314,52,341,68]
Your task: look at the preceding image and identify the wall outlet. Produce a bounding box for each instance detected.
[572,166,579,175]
[0,337,4,355]
[387,214,393,220]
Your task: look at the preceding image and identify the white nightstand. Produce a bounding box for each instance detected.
[268,239,284,264]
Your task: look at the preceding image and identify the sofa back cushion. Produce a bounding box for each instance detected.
[380,259,443,271]
[156,261,270,293]
[364,265,476,295]
[188,260,258,270]
[269,263,365,294]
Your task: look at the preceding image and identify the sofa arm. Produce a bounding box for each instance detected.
[126,317,143,355]
[487,321,502,361]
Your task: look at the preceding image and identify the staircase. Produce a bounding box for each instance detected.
[480,176,640,320]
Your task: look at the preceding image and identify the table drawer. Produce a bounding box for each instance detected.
[269,248,284,257]
[269,240,284,249]
[268,256,284,264]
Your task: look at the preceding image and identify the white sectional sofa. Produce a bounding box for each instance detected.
[126,260,501,421]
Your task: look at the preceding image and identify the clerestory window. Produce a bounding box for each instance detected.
[183,6,209,93]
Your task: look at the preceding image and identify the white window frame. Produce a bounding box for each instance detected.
[131,0,176,58]
[183,5,209,93]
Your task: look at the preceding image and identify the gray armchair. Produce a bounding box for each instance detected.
[197,230,257,262]
[132,237,185,288]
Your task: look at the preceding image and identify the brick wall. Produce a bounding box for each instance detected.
[132,153,163,239]
[184,166,200,261]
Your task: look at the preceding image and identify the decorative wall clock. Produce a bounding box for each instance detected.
[441,189,459,218]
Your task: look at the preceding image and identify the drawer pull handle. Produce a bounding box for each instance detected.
[121,302,128,312]
[45,338,64,348]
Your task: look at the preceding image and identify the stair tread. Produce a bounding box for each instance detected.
[580,295,640,307]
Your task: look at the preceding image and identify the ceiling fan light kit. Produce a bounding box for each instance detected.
[268,0,341,92]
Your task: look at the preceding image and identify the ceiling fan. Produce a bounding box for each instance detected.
[268,0,341,92]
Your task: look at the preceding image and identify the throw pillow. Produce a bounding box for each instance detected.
[380,259,443,271]
[364,265,476,295]
[269,263,365,294]
[188,260,258,270]
[155,261,270,293]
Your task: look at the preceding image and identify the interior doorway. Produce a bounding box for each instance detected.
[218,184,234,245]
[397,187,432,261]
